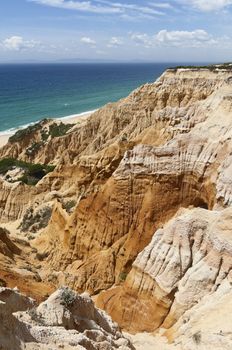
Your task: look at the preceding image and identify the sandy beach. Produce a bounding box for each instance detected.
[0,134,12,148]
[0,110,96,149]
[58,110,95,125]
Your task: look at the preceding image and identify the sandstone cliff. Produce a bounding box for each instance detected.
[97,207,232,332]
[0,67,232,348]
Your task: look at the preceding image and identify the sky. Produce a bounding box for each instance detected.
[0,0,232,63]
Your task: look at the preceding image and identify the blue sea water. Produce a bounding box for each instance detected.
[0,63,173,134]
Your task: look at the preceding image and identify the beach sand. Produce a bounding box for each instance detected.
[0,134,12,148]
[0,110,95,149]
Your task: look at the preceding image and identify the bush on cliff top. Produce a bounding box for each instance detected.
[169,62,232,71]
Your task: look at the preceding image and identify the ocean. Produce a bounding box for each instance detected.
[0,63,173,134]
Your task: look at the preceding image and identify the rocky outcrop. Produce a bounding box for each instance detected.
[0,286,134,350]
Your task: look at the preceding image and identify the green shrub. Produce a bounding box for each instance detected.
[61,287,76,307]
[169,63,232,71]
[41,130,49,141]
[49,122,74,138]
[0,158,17,174]
[26,142,44,157]
[28,307,45,325]
[63,200,76,213]
[0,158,55,185]
[9,123,42,143]
[119,271,128,282]
[8,119,50,143]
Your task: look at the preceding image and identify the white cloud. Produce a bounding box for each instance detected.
[130,33,152,48]
[98,0,164,15]
[130,29,225,48]
[107,37,123,47]
[2,36,40,51]
[80,37,96,45]
[148,2,173,9]
[181,0,232,11]
[155,29,216,47]
[30,0,122,14]
[29,0,165,17]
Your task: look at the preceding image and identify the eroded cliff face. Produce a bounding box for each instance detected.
[32,70,232,293]
[97,207,232,332]
[1,68,232,348]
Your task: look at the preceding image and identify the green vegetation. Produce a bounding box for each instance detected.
[41,129,49,141]
[61,287,76,307]
[20,206,52,232]
[119,271,128,282]
[169,63,232,71]
[0,157,55,186]
[28,307,45,325]
[8,121,45,143]
[8,120,74,153]
[49,122,74,138]
[26,141,44,157]
[63,200,76,213]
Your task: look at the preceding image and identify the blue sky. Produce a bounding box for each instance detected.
[0,0,232,62]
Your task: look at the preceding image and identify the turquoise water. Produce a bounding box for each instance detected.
[0,63,172,134]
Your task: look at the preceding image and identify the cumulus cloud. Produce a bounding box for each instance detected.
[2,36,40,51]
[130,29,225,48]
[155,29,216,47]
[107,37,123,48]
[181,0,232,11]
[130,33,152,47]
[80,37,96,45]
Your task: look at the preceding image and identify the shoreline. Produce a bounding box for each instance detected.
[0,109,97,148]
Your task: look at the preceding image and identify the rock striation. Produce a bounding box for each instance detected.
[97,207,232,332]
